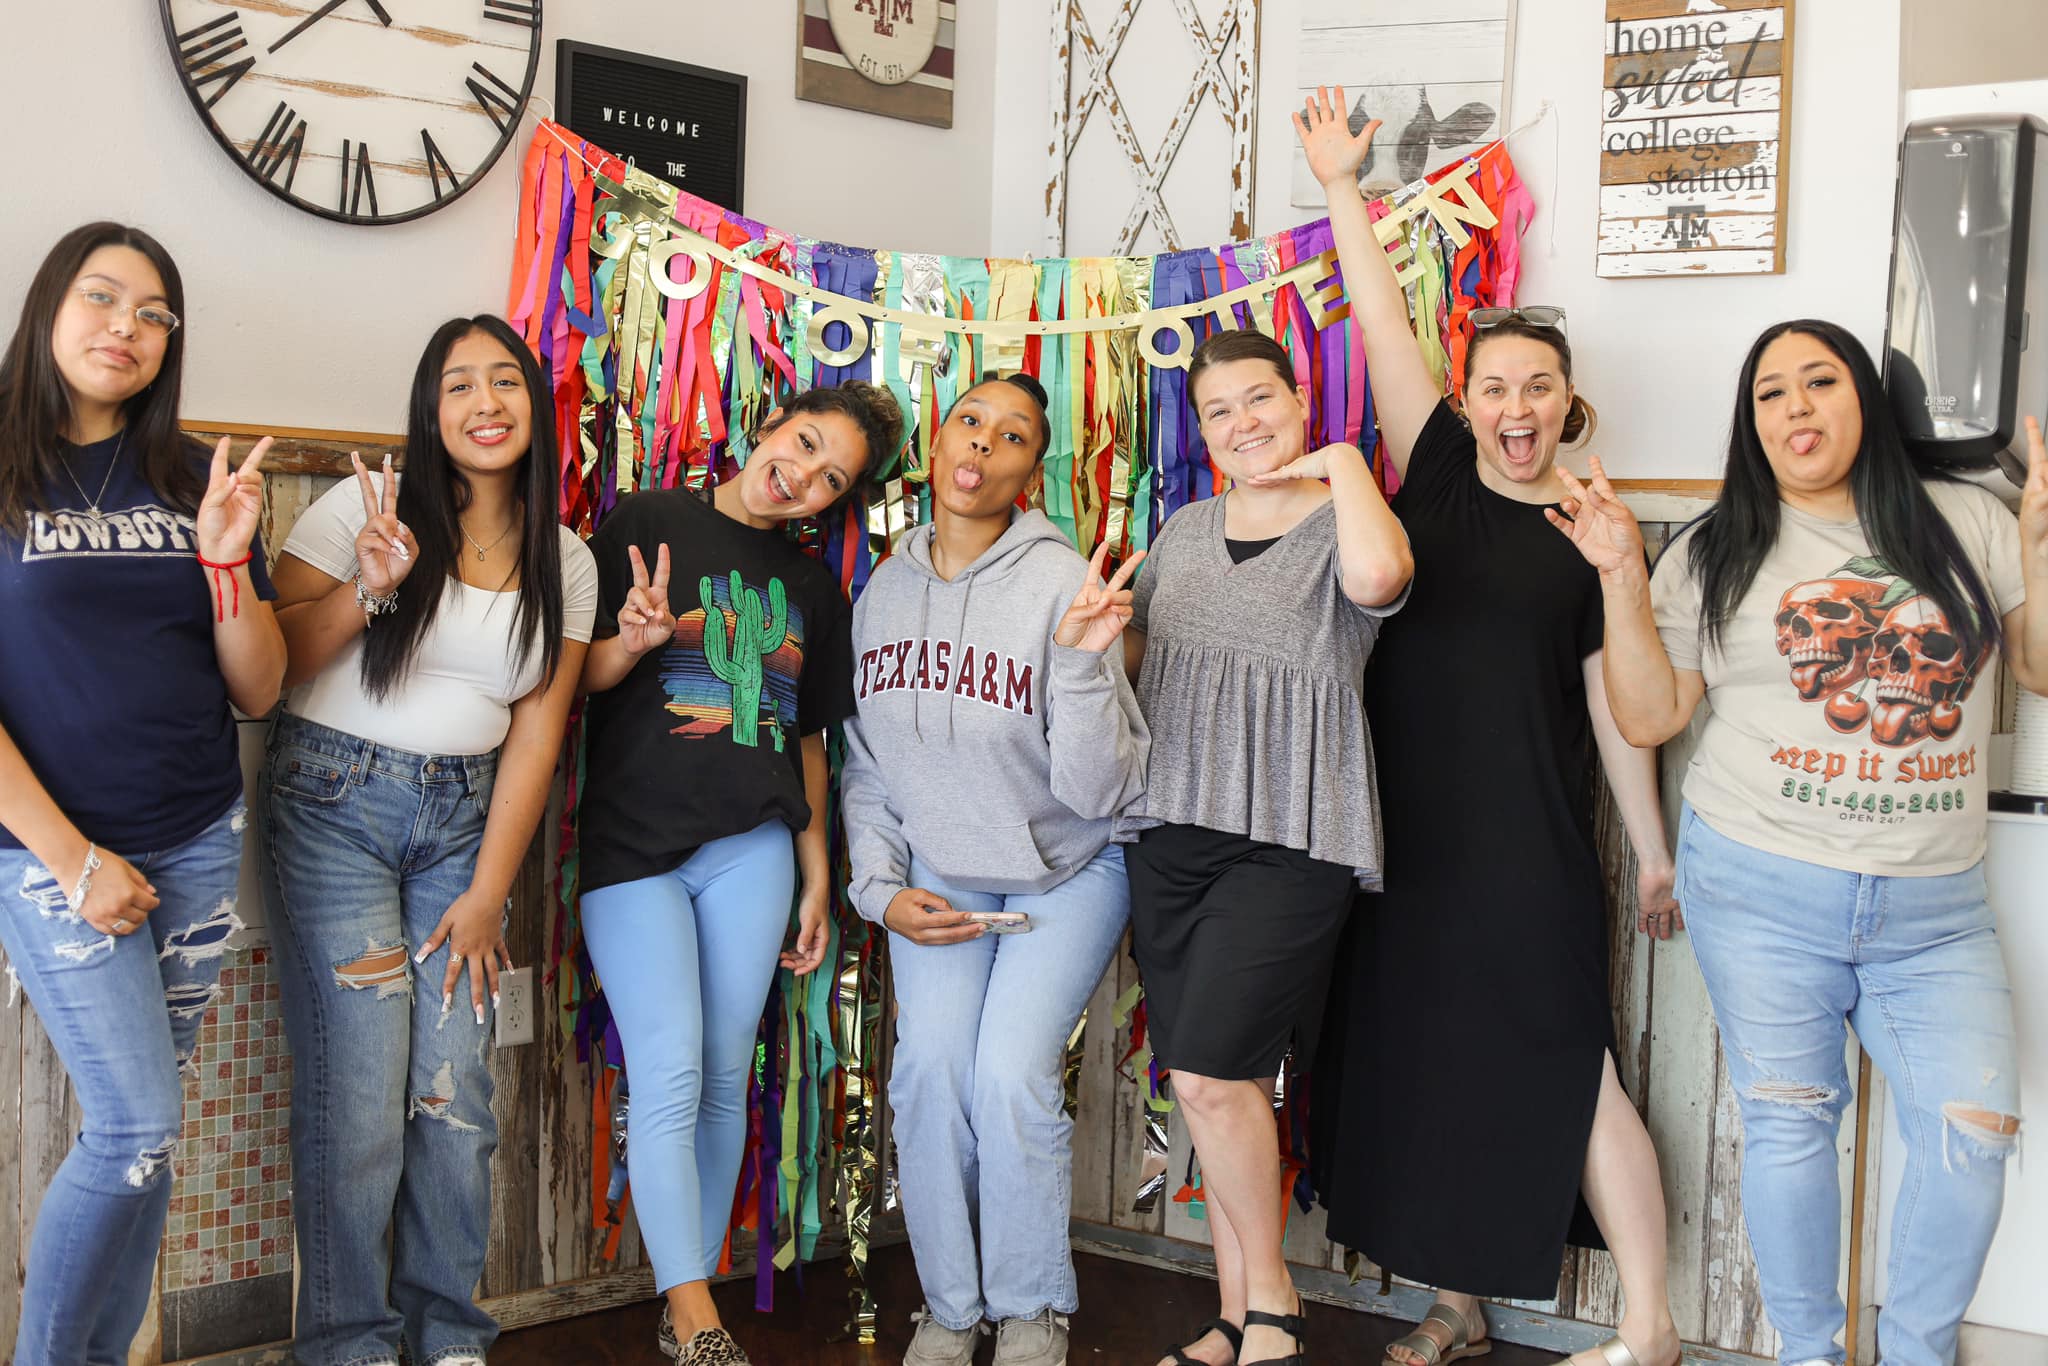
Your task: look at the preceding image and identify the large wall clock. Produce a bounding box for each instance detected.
[159,0,543,226]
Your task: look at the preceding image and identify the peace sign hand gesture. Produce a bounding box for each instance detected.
[351,453,416,596]
[1293,85,1381,191]
[2021,417,2048,573]
[617,544,677,657]
[1547,456,1647,579]
[1054,545,1145,654]
[194,436,271,564]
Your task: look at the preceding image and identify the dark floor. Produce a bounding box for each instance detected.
[492,1243,1558,1365]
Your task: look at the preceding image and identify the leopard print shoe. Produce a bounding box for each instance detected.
[680,1326,751,1365]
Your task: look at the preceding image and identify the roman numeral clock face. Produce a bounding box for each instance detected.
[159,0,542,225]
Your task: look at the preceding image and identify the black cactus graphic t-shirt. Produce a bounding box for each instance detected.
[1652,479,2025,877]
[581,488,855,893]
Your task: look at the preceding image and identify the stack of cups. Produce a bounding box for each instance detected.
[2010,688,2048,799]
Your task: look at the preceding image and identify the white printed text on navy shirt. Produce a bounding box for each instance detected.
[856,637,1036,715]
[22,505,198,561]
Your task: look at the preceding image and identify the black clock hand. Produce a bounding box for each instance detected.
[269,0,389,52]
[269,0,347,51]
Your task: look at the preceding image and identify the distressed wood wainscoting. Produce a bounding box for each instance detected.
[1061,505,1882,1366]
[1,428,1875,1364]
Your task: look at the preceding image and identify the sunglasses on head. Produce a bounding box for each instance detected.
[1469,305,1567,334]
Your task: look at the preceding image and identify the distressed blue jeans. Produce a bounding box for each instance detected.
[0,797,246,1366]
[886,844,1130,1331]
[1678,806,2020,1366]
[263,713,499,1366]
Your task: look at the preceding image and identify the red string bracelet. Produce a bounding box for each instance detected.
[195,550,252,622]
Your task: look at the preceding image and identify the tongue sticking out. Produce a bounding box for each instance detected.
[1871,699,1928,746]
[1791,660,1829,697]
[953,465,984,492]
[1791,430,1821,456]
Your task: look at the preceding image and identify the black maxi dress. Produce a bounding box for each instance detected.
[1310,401,1615,1298]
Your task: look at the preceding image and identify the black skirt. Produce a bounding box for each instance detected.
[1125,822,1356,1081]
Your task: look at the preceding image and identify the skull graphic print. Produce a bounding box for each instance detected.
[1773,557,1988,747]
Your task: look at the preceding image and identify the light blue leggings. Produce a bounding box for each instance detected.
[579,819,795,1291]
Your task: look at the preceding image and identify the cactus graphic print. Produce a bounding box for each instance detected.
[662,571,804,752]
[1650,480,2026,879]
[578,489,857,893]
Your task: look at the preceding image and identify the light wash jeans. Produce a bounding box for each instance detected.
[579,818,796,1292]
[886,844,1130,1331]
[262,713,500,1366]
[0,797,245,1366]
[1678,806,2020,1366]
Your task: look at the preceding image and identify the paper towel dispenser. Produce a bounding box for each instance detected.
[1883,113,2048,494]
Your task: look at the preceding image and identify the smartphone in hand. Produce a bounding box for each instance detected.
[961,910,1032,934]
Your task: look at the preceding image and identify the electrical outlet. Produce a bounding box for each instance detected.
[495,966,535,1047]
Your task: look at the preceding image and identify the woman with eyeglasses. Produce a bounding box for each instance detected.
[1292,91,1682,1366]
[0,222,285,1365]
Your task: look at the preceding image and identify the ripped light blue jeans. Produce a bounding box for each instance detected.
[1678,806,2020,1366]
[263,713,500,1366]
[0,797,246,1366]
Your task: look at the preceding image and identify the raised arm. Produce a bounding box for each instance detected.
[195,437,286,714]
[1294,86,1443,478]
[273,454,418,688]
[1548,459,1706,745]
[1047,546,1151,817]
[2004,416,2048,696]
[1249,444,1413,606]
[580,543,675,695]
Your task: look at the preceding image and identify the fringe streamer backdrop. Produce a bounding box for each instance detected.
[504,120,1533,1338]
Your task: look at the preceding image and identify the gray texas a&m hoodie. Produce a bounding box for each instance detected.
[840,509,1149,922]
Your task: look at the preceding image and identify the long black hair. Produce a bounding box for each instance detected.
[361,315,566,699]
[1686,319,2002,659]
[0,222,201,533]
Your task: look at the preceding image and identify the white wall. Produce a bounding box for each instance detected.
[999,0,1906,480]
[0,2,994,434]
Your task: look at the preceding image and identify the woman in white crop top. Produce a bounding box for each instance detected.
[260,314,596,1366]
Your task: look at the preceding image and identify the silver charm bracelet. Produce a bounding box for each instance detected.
[69,843,102,911]
[353,566,399,622]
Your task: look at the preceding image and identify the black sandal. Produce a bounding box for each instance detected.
[1242,1300,1308,1366]
[1167,1317,1245,1365]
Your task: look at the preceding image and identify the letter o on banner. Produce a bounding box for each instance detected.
[1138,311,1197,371]
[650,236,713,302]
[808,301,874,367]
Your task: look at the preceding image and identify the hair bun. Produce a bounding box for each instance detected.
[995,372,1049,411]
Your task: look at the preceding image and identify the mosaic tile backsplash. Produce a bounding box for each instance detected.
[164,945,294,1290]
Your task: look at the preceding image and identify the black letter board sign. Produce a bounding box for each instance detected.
[556,41,747,212]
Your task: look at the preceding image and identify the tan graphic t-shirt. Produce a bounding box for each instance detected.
[1653,480,2025,876]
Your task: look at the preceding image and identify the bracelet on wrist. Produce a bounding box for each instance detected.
[68,842,102,911]
[196,549,253,622]
[353,565,399,622]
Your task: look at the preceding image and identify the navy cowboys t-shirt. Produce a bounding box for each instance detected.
[0,433,276,853]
